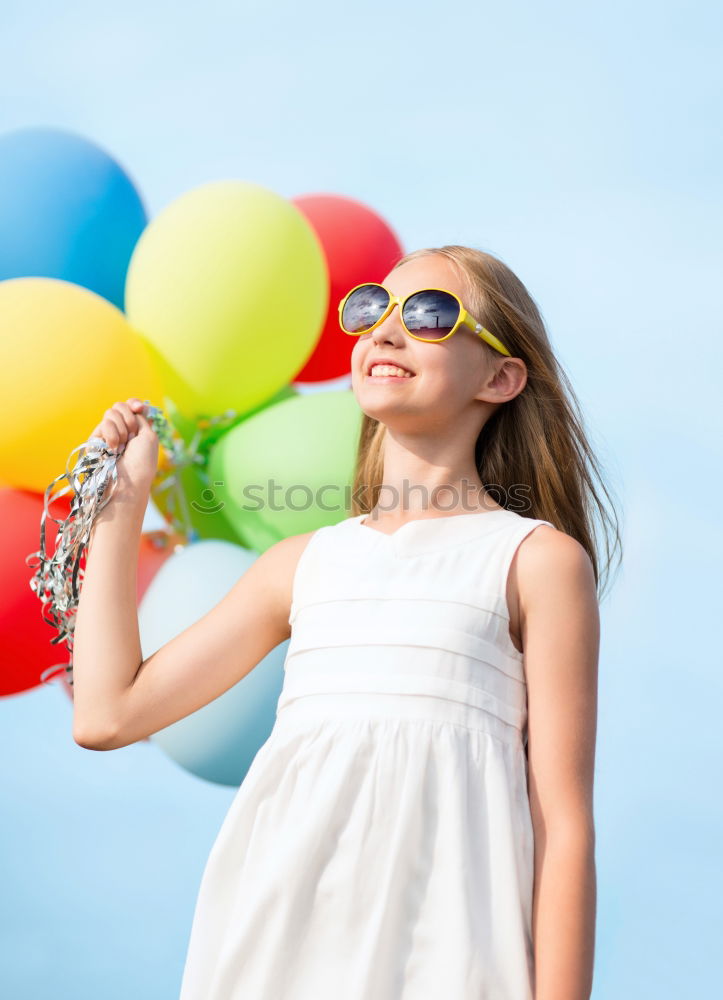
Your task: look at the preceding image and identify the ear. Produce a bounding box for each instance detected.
[474,356,528,404]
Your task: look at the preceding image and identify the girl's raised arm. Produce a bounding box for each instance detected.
[74,532,312,750]
[70,396,311,751]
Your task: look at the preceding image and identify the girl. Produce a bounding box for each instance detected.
[72,244,620,1000]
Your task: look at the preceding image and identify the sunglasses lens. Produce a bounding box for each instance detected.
[403,290,460,339]
[341,284,390,333]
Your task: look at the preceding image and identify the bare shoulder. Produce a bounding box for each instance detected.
[508,523,597,651]
[524,520,594,581]
[267,526,319,562]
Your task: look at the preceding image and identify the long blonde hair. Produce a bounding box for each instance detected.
[350,245,623,602]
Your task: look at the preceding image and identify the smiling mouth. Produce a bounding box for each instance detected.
[366,365,416,378]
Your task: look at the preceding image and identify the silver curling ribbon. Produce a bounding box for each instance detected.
[24,400,213,690]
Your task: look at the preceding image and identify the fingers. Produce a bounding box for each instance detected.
[102,401,137,449]
[111,401,140,436]
[95,398,157,449]
[101,410,127,450]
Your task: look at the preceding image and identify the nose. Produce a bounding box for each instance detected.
[369,301,405,344]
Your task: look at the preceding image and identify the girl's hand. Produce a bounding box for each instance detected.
[89,398,160,503]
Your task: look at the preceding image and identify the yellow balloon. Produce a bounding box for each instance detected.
[124,180,329,420]
[0,277,163,492]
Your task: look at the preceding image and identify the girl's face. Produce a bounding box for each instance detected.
[350,255,513,432]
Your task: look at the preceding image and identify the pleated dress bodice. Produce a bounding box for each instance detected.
[280,508,555,752]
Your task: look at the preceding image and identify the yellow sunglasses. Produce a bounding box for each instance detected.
[338,282,511,357]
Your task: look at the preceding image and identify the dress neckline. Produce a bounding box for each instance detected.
[355,508,513,539]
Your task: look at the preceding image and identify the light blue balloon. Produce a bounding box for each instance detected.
[0,126,147,309]
[138,539,288,787]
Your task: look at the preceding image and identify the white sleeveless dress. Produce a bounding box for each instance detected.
[178,508,555,1000]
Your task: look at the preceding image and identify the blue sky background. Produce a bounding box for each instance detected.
[1,1,722,997]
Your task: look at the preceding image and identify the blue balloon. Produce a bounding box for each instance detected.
[0,126,147,309]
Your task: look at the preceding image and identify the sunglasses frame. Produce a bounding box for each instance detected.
[338,282,511,357]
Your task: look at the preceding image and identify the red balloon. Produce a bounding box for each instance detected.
[0,487,73,695]
[291,194,404,383]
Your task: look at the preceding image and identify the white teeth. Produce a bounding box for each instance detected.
[369,365,414,377]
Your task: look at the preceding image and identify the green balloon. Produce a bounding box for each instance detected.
[207,390,363,552]
[152,389,300,546]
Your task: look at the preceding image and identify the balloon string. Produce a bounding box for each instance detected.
[25,401,238,692]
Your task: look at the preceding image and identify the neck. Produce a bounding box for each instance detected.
[370,428,497,518]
